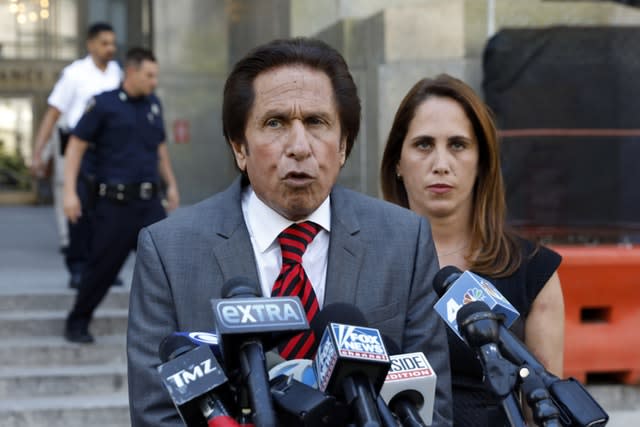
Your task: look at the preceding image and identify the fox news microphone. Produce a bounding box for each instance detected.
[432,266,519,341]
[157,334,239,427]
[379,338,436,427]
[211,277,310,427]
[457,300,609,427]
[312,303,391,427]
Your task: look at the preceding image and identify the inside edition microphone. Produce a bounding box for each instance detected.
[312,303,391,427]
[157,334,239,427]
[211,277,309,427]
[432,265,519,341]
[379,338,436,427]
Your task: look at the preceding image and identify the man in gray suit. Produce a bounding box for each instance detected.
[127,37,452,426]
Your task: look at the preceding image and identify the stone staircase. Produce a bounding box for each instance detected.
[0,288,131,427]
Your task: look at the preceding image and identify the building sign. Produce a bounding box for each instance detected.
[0,61,64,92]
[172,119,190,144]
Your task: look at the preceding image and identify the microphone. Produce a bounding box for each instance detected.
[456,301,525,427]
[432,266,519,341]
[157,334,239,427]
[312,303,391,427]
[211,277,310,427]
[163,331,223,360]
[457,301,609,427]
[268,358,318,388]
[378,339,436,427]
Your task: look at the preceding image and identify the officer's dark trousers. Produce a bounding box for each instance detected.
[66,197,165,330]
[64,176,92,277]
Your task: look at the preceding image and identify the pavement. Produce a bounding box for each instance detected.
[0,204,638,426]
[0,205,135,291]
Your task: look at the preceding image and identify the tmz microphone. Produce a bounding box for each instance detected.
[211,277,309,427]
[432,266,519,340]
[313,303,391,427]
[379,339,436,427]
[157,334,239,427]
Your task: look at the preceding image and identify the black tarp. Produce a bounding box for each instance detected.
[483,26,640,241]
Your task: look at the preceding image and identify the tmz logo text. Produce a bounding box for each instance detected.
[214,297,308,332]
[165,359,219,388]
[333,324,389,361]
[386,353,433,381]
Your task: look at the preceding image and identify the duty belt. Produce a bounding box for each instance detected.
[97,182,158,201]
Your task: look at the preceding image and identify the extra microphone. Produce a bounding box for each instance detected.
[157,334,239,427]
[432,266,519,341]
[211,277,310,427]
[457,301,609,427]
[312,303,391,427]
[379,339,436,427]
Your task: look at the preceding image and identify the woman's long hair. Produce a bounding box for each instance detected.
[381,74,522,277]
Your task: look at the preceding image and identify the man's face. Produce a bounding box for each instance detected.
[128,60,158,96]
[231,65,346,221]
[87,31,116,64]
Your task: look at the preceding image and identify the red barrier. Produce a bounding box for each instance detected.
[552,245,640,384]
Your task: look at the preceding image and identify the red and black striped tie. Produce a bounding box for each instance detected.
[271,221,322,359]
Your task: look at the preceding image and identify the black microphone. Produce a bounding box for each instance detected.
[211,277,310,427]
[457,301,609,427]
[157,334,239,427]
[312,303,391,427]
[456,301,526,427]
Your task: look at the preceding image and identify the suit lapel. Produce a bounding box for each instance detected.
[210,177,262,296]
[324,186,364,306]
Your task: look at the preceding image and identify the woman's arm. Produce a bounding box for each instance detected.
[524,271,565,377]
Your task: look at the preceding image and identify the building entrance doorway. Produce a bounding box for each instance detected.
[0,97,35,204]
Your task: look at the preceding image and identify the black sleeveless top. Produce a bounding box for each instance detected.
[449,238,562,426]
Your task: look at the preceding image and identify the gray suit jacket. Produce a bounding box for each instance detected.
[127,177,452,426]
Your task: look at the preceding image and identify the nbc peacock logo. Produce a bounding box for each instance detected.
[463,288,484,304]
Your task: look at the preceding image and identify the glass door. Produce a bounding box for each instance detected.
[0,97,34,203]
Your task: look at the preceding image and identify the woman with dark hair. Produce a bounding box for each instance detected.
[381,74,564,426]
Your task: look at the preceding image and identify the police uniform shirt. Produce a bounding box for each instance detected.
[48,55,122,129]
[72,88,166,185]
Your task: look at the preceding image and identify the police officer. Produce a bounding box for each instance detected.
[31,22,122,289]
[62,47,179,343]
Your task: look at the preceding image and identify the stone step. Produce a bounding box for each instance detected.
[0,335,126,367]
[0,309,128,338]
[0,364,127,399]
[0,393,130,427]
[0,288,129,312]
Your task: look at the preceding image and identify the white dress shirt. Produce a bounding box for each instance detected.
[48,55,122,129]
[241,186,331,307]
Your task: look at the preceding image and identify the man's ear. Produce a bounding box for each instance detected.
[230,140,248,172]
[338,136,347,167]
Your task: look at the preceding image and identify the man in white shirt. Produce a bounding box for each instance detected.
[31,22,122,289]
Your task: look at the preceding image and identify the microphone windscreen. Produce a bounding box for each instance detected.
[455,300,492,325]
[221,276,261,299]
[380,335,401,356]
[310,302,368,340]
[433,265,463,297]
[159,334,197,363]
